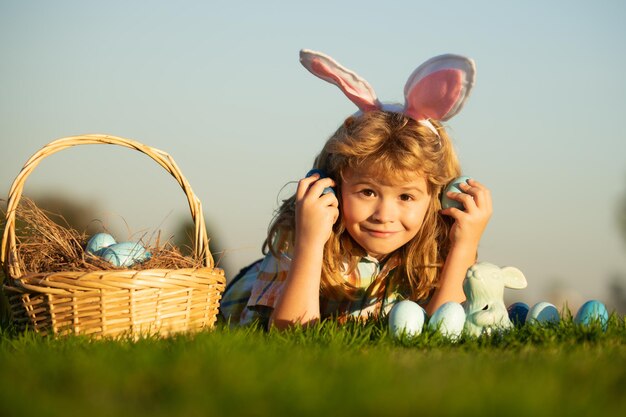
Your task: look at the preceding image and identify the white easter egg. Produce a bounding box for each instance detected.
[100,242,151,267]
[428,301,466,340]
[388,300,425,339]
[527,302,560,324]
[85,233,116,255]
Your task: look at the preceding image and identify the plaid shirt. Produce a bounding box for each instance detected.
[219,251,410,327]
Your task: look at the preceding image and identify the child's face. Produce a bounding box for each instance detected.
[340,168,431,260]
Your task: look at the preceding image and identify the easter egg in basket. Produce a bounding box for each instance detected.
[100,241,151,267]
[85,233,116,255]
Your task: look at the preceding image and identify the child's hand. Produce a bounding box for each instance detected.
[294,173,339,248]
[440,178,492,250]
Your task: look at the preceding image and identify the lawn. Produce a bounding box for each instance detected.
[1,314,625,417]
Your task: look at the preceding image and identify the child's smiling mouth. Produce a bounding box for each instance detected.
[362,227,400,238]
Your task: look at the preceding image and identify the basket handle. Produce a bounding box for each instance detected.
[1,134,214,279]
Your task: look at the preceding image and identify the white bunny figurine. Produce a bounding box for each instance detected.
[463,262,527,337]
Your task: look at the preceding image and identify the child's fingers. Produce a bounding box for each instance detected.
[296,175,334,200]
[307,177,336,199]
[445,190,477,212]
[319,189,339,224]
[320,191,339,208]
[459,190,477,208]
[325,203,340,224]
[439,205,467,220]
[459,179,492,212]
[296,174,321,201]
[440,178,492,218]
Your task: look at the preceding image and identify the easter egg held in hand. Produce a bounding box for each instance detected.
[441,176,472,210]
[428,301,465,340]
[388,300,425,339]
[574,300,609,329]
[100,242,151,267]
[85,233,116,255]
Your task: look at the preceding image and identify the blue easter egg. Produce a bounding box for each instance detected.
[100,242,151,267]
[85,233,116,255]
[389,300,425,339]
[507,302,530,326]
[441,176,472,210]
[527,302,560,324]
[428,301,465,340]
[574,300,608,329]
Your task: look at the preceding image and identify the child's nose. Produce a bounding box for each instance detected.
[371,199,397,223]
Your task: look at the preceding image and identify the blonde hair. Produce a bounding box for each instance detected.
[263,111,461,302]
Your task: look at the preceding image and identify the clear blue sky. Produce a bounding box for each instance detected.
[1,0,625,308]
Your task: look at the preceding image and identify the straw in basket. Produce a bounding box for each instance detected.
[1,134,226,338]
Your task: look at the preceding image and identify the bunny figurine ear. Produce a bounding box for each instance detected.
[403,54,476,122]
[300,49,381,112]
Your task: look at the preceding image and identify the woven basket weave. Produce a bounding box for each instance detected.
[1,134,226,338]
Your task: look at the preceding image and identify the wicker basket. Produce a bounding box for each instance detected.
[1,134,226,338]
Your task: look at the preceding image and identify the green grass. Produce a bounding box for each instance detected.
[1,315,625,417]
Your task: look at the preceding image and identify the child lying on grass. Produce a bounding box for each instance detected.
[220,50,491,330]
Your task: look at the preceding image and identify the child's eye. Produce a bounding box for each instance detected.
[399,194,414,201]
[359,189,375,197]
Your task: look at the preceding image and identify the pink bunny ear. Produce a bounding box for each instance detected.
[403,54,475,122]
[300,49,381,112]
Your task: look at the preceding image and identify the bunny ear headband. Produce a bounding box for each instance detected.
[299,49,476,135]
